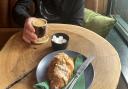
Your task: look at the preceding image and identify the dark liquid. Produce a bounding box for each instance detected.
[34,26,46,38]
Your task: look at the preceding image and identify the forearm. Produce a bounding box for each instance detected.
[12,0,33,26]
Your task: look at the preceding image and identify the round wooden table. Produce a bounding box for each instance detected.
[0,24,121,89]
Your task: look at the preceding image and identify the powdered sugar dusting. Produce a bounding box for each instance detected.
[52,35,67,44]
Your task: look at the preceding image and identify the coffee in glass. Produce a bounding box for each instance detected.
[32,18,49,44]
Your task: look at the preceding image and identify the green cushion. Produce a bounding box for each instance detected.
[84,8,116,38]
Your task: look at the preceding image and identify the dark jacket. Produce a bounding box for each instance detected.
[13,0,84,26]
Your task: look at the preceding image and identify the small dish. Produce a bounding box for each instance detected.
[51,33,69,51]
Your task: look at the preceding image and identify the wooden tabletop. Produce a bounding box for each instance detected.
[0,24,121,89]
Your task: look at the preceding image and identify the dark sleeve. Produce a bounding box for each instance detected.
[70,0,84,26]
[63,0,85,26]
[12,0,33,26]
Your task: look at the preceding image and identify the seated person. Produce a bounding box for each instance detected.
[13,0,84,43]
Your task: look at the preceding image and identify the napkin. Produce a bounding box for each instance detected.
[34,81,49,89]
[34,55,86,89]
[73,55,86,89]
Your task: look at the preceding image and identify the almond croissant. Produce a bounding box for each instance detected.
[47,53,74,89]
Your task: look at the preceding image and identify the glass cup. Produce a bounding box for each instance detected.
[32,18,49,44]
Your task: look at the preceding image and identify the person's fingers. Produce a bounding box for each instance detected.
[24,17,36,32]
[24,22,35,33]
[22,35,31,44]
[23,31,36,43]
[23,31,37,43]
[25,29,37,40]
[23,17,40,43]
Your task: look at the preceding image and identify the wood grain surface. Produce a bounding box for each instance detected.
[0,24,121,89]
